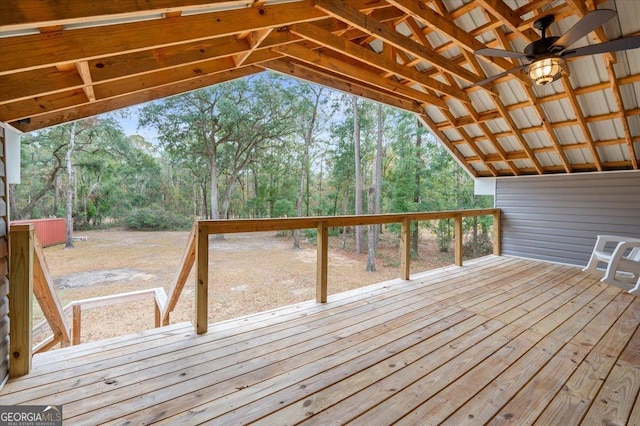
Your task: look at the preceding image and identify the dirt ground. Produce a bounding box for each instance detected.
[37,228,457,345]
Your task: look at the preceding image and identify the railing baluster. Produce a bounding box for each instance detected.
[454,214,463,266]
[72,304,81,345]
[316,221,328,303]
[401,217,411,280]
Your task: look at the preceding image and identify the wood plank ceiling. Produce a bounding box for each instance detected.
[1,0,639,177]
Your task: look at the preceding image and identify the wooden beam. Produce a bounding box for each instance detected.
[418,113,480,177]
[272,43,446,108]
[262,59,425,115]
[0,0,255,30]
[561,76,603,171]
[290,22,467,101]
[234,28,273,67]
[386,0,519,75]
[75,61,95,102]
[314,0,482,87]
[475,0,539,42]
[11,66,262,132]
[522,85,572,173]
[606,62,638,169]
[0,1,326,76]
[493,97,544,174]
[437,101,500,177]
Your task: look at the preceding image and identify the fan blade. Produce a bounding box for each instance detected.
[471,65,527,87]
[551,9,617,51]
[475,47,525,59]
[562,35,640,58]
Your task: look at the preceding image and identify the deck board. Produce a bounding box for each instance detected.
[1,256,639,425]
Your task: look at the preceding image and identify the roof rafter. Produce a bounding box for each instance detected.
[387,0,521,77]
[287,23,452,106]
[315,0,483,89]
[271,42,447,109]
[10,66,262,132]
[262,58,425,115]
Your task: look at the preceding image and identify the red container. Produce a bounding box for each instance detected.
[11,218,67,247]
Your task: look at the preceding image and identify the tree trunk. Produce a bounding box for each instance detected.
[53,174,60,217]
[65,122,76,249]
[366,187,376,271]
[353,96,363,254]
[294,90,320,249]
[411,124,422,258]
[210,147,220,220]
[374,103,383,249]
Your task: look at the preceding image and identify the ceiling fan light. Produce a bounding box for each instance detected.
[527,57,564,85]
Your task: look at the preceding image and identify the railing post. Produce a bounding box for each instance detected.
[9,224,34,377]
[72,304,81,345]
[154,302,161,328]
[195,222,209,334]
[401,217,411,280]
[316,221,328,303]
[493,209,501,255]
[454,214,463,266]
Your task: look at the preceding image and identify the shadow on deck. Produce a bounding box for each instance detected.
[2,255,639,425]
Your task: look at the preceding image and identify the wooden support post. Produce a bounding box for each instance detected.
[316,221,328,303]
[493,210,501,255]
[195,223,209,334]
[454,215,463,266]
[72,304,81,345]
[9,224,34,377]
[154,303,161,328]
[401,217,411,280]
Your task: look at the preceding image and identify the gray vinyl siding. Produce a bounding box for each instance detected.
[496,171,640,266]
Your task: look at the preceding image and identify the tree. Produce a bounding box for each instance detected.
[353,96,364,254]
[366,103,385,271]
[139,73,297,221]
[293,84,326,248]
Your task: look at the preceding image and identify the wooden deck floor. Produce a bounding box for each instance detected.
[2,256,640,425]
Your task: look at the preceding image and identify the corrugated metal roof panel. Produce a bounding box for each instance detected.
[469,91,497,114]
[476,140,496,155]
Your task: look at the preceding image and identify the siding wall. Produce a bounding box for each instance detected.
[496,171,640,266]
[0,127,8,389]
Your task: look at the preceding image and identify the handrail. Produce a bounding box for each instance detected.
[63,287,167,345]
[162,223,196,325]
[193,208,501,334]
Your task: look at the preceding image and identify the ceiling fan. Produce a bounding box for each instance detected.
[474,9,640,86]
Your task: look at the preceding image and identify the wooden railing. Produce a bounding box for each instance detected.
[192,208,501,334]
[9,225,169,375]
[8,209,499,375]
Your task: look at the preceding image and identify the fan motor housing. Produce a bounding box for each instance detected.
[524,36,561,59]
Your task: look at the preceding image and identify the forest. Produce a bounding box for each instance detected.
[10,72,493,257]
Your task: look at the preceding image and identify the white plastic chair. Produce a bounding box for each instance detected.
[582,235,640,293]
